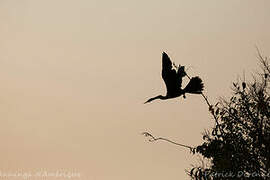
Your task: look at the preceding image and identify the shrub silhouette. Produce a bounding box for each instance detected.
[189,51,270,180]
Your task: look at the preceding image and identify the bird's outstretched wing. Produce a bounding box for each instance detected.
[162,52,184,95]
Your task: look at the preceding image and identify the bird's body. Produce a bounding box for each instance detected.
[144,52,204,103]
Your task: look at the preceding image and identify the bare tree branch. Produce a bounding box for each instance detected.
[142,132,195,152]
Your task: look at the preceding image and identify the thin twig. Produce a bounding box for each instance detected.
[142,132,195,152]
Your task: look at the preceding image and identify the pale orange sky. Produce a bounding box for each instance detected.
[0,0,270,179]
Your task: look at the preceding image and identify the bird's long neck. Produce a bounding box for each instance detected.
[157,95,167,100]
[144,95,167,104]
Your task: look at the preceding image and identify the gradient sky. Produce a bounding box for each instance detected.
[1,0,270,179]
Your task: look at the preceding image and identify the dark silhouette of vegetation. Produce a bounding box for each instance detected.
[143,50,270,179]
[144,52,204,104]
[188,50,270,180]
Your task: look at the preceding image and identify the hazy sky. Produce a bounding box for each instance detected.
[1,0,270,179]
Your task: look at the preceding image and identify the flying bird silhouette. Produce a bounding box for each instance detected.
[144,52,204,104]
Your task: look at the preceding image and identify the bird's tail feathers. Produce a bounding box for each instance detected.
[184,76,204,94]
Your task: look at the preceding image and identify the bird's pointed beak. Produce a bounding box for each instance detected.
[144,100,150,104]
[144,98,152,104]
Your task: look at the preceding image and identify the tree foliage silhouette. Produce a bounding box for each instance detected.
[189,51,270,180]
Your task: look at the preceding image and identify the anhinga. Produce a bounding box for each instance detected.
[144,52,204,104]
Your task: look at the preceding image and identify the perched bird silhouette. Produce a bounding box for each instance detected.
[144,52,204,104]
